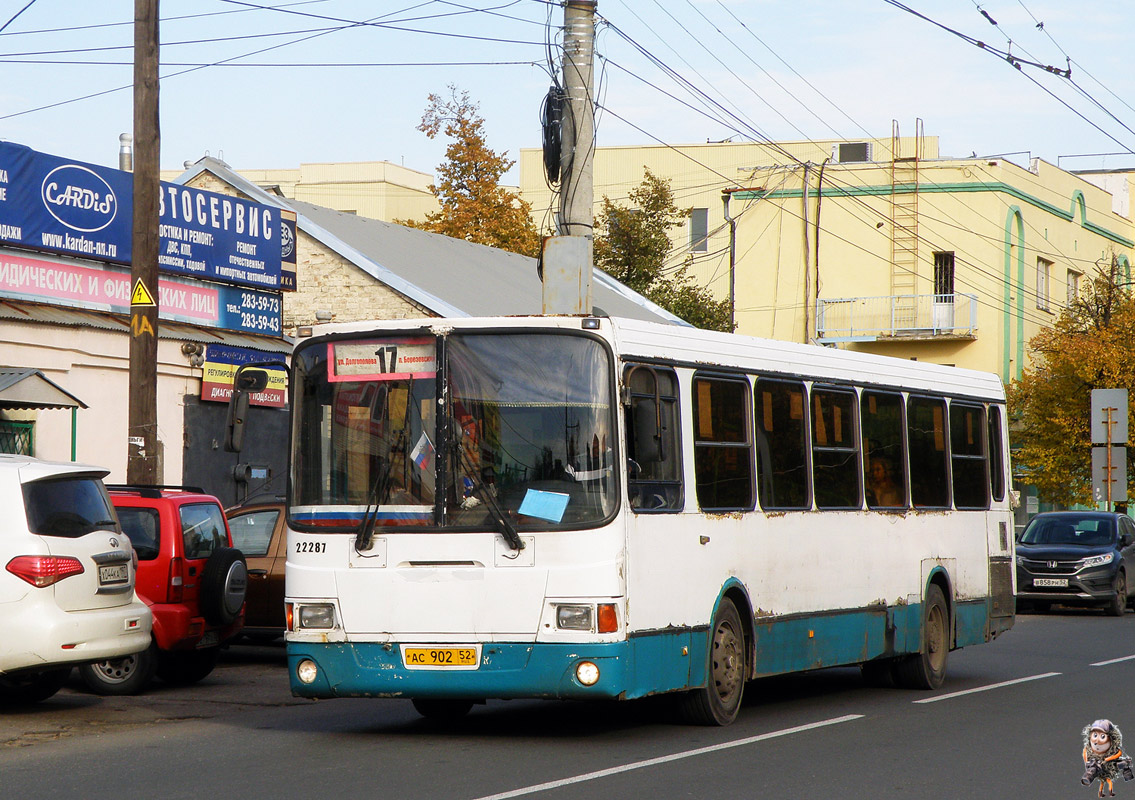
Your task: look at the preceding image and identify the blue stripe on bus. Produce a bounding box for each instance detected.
[291,510,433,523]
[286,598,997,701]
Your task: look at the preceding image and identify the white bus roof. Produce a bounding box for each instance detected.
[303,315,1005,402]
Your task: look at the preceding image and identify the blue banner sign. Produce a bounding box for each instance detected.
[0,141,283,290]
[0,248,281,336]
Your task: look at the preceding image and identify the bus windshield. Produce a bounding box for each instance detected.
[291,330,617,531]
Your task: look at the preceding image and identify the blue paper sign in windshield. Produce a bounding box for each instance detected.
[518,489,570,523]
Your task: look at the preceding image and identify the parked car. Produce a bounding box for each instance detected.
[0,455,152,704]
[77,485,247,695]
[1016,511,1135,616]
[225,499,286,640]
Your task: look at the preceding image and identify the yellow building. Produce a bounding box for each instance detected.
[518,133,1135,384]
[176,134,1135,386]
[163,159,439,223]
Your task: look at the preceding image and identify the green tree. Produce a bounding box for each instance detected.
[594,168,734,331]
[1007,255,1135,506]
[396,85,541,258]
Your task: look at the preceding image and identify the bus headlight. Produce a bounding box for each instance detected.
[298,603,336,629]
[576,661,600,686]
[556,604,592,630]
[297,659,319,684]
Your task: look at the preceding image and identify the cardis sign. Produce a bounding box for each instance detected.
[41,163,119,233]
[0,141,285,291]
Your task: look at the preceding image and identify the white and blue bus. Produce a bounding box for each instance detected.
[281,315,1014,725]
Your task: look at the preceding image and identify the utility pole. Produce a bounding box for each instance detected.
[542,0,596,315]
[127,0,160,483]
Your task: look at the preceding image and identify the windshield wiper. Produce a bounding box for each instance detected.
[355,378,415,553]
[454,425,524,552]
[355,446,402,553]
[354,463,390,552]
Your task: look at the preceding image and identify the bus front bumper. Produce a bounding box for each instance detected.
[287,641,635,701]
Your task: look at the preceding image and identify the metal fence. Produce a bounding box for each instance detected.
[816,293,977,342]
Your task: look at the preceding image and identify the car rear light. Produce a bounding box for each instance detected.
[167,556,184,603]
[6,555,85,587]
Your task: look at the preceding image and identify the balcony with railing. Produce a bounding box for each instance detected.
[815,293,977,343]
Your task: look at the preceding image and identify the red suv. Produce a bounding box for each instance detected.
[78,485,247,695]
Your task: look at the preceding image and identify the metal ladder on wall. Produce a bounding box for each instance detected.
[890,119,922,330]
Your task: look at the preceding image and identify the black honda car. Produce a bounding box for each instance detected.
[1016,511,1135,616]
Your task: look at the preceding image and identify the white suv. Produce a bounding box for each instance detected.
[0,455,151,704]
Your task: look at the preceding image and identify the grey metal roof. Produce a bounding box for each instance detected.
[177,158,689,326]
[0,367,86,409]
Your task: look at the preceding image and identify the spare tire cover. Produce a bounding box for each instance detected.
[200,547,247,627]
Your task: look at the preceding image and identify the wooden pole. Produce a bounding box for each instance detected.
[127,0,160,483]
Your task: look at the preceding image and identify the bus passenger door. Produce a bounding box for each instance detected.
[623,364,698,692]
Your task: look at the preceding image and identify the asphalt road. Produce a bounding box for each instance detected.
[1,610,1132,800]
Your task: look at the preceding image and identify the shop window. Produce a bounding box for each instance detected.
[0,420,33,455]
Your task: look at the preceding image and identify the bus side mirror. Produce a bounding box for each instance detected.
[225,368,270,453]
[632,399,664,464]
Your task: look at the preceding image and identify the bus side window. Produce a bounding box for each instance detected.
[811,387,861,509]
[755,378,810,510]
[861,390,907,509]
[988,405,1006,502]
[951,402,989,509]
[692,375,754,512]
[625,365,683,512]
[908,396,950,508]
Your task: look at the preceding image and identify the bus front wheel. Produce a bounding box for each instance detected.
[677,598,746,725]
[893,583,949,690]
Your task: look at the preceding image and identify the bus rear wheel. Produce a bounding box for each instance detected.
[678,598,746,726]
[894,583,949,690]
[412,698,474,720]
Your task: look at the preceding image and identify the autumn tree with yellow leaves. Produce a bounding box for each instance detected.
[397,86,541,259]
[1007,255,1135,507]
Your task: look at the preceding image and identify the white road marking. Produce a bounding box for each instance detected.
[912,671,1061,703]
[1091,654,1135,667]
[471,714,864,800]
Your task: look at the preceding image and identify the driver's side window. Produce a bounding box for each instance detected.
[624,364,683,512]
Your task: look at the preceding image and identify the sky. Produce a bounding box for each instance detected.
[2,0,1134,187]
